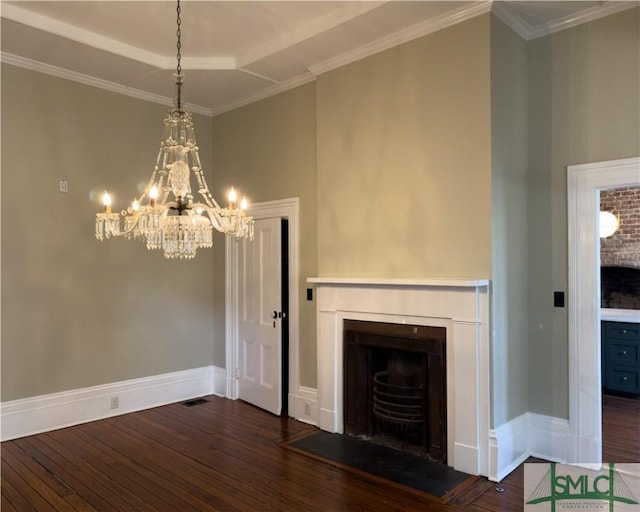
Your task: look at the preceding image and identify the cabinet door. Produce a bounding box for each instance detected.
[602,321,640,395]
[606,367,639,393]
[606,342,639,365]
[605,322,640,341]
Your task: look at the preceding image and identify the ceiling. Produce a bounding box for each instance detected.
[1,1,637,116]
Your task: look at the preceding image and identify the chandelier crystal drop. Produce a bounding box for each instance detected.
[95,0,254,259]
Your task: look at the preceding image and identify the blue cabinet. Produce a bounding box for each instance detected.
[602,321,640,396]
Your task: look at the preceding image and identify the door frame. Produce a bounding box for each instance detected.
[567,156,639,464]
[225,197,300,415]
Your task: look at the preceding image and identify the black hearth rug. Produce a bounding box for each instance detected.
[283,430,472,498]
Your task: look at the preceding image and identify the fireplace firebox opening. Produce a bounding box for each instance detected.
[343,320,447,463]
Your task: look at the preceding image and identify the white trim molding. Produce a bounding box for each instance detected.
[0,52,213,117]
[225,198,301,416]
[5,2,637,118]
[528,413,571,463]
[212,366,228,398]
[309,1,492,76]
[567,156,640,466]
[489,413,530,482]
[309,277,491,477]
[0,3,172,69]
[0,366,219,442]
[210,73,315,117]
[489,412,571,482]
[601,308,640,323]
[491,1,639,41]
[291,386,318,426]
[525,1,639,40]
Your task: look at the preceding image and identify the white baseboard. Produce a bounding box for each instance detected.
[212,366,227,398]
[489,412,570,481]
[1,365,218,441]
[453,442,483,476]
[528,412,570,463]
[4,371,573,482]
[489,412,530,481]
[290,386,318,425]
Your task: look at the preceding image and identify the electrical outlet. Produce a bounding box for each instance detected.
[59,180,68,193]
[110,397,120,410]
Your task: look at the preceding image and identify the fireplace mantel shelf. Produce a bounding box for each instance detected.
[308,277,490,288]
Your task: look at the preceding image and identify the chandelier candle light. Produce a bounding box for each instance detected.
[95,0,253,259]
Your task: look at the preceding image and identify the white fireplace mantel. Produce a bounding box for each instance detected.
[308,277,491,477]
[309,277,490,288]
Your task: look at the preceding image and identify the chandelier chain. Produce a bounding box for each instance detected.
[176,0,182,76]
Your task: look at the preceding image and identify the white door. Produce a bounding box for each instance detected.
[238,217,282,415]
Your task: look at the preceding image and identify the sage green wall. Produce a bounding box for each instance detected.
[5,7,635,427]
[209,83,318,385]
[527,8,640,418]
[316,15,492,278]
[1,64,216,402]
[209,16,492,389]
[490,17,529,427]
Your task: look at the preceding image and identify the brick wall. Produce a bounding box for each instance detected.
[600,187,640,269]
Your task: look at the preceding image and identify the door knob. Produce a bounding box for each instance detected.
[271,311,278,319]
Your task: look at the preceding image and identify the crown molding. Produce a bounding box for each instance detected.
[4,1,637,118]
[1,52,214,117]
[491,0,640,41]
[1,3,174,69]
[527,1,639,40]
[1,49,311,118]
[210,71,316,117]
[491,2,531,40]
[236,1,387,68]
[308,0,492,76]
[1,3,237,71]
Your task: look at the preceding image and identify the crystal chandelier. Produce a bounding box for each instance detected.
[95,0,254,259]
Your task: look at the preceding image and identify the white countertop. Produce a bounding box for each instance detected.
[601,309,640,323]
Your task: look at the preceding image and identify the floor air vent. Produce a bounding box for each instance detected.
[181,398,209,407]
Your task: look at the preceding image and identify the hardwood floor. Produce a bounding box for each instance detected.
[2,393,638,511]
[602,393,640,463]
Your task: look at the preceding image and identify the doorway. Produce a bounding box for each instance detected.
[225,198,300,417]
[567,156,640,464]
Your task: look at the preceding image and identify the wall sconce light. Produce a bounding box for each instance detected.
[599,211,619,238]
